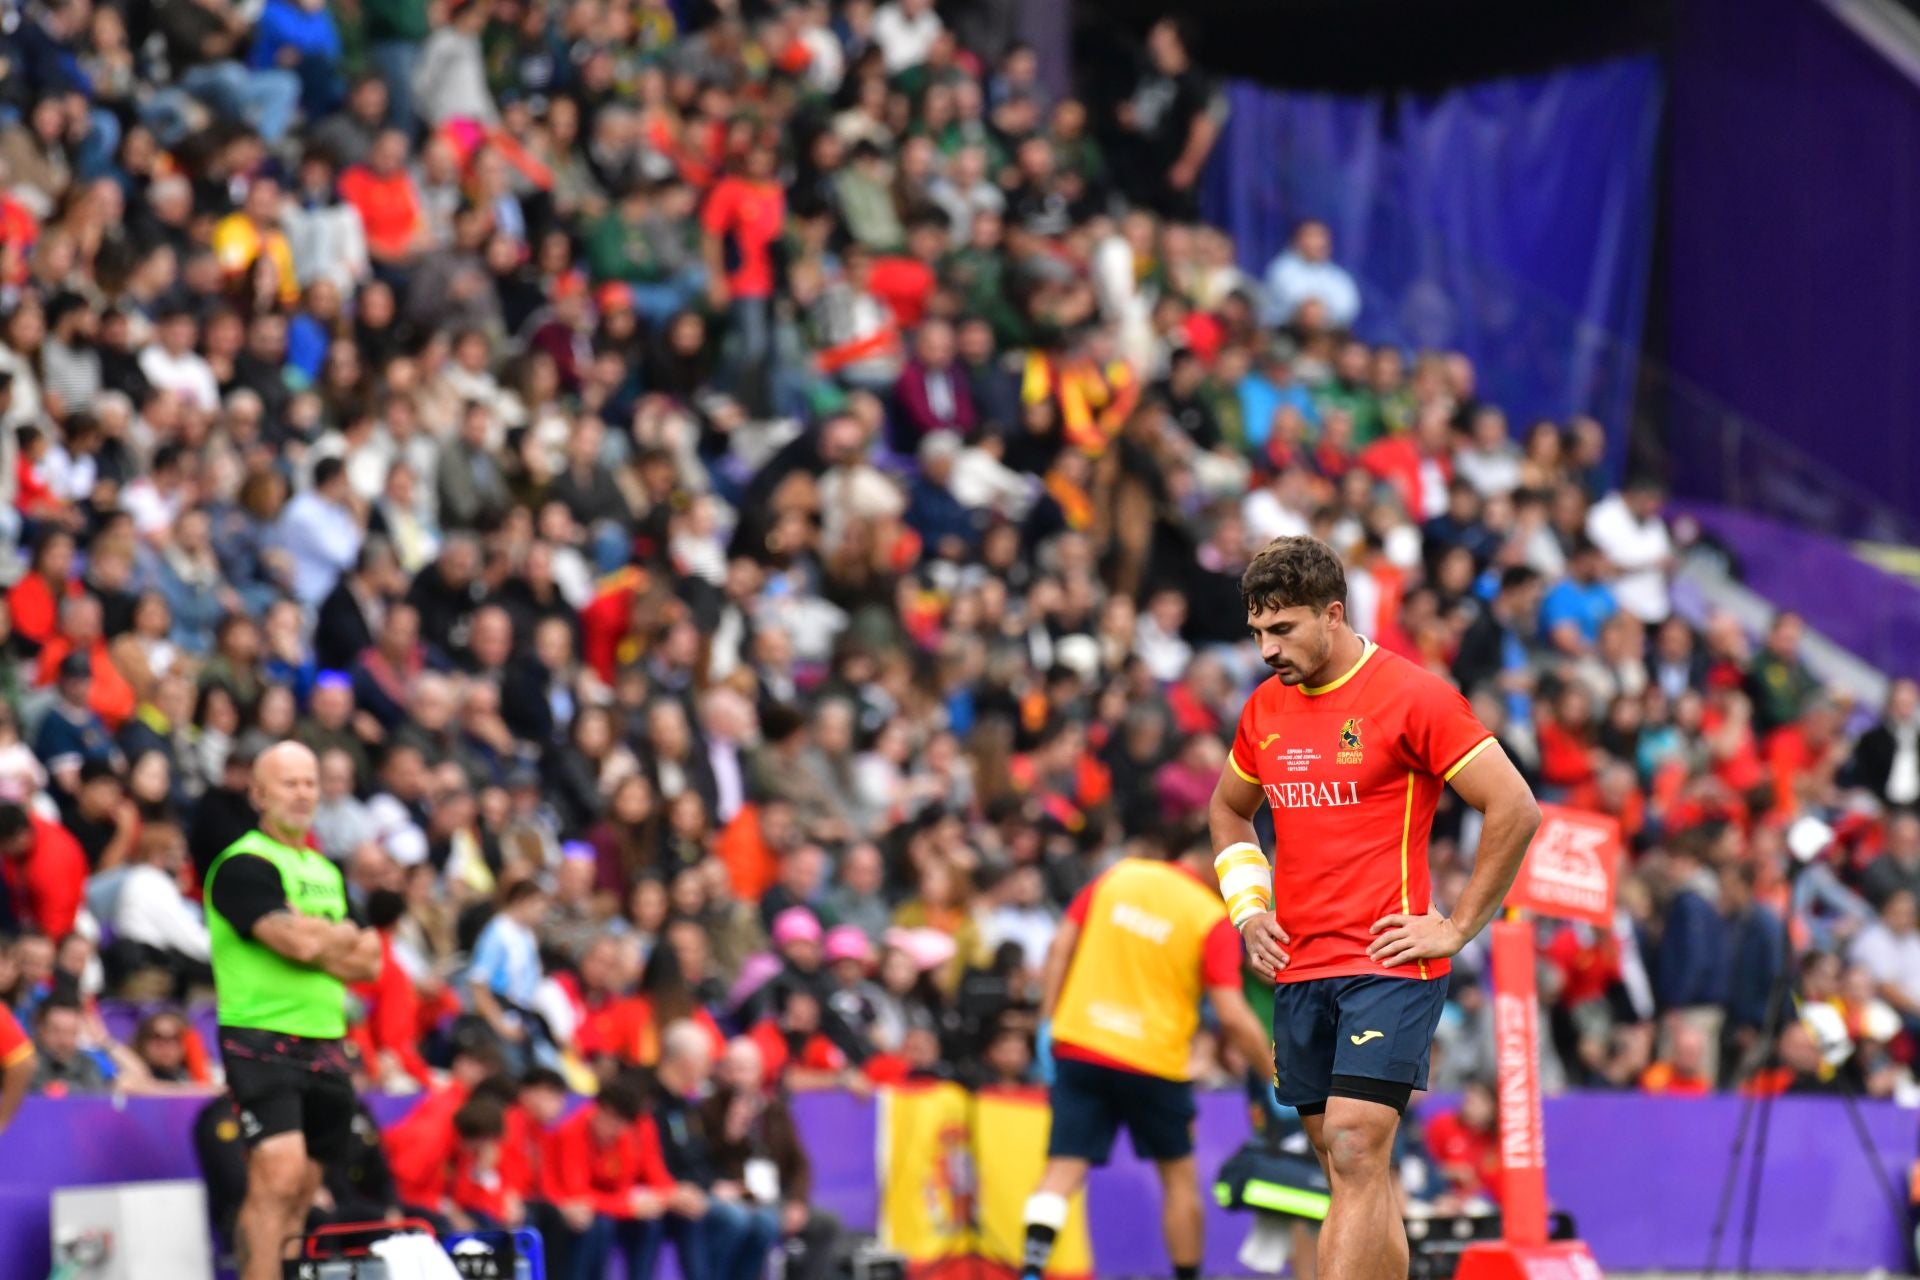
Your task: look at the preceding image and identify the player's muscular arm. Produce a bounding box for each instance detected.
[252,911,361,968]
[324,926,383,984]
[1207,764,1263,853]
[1209,764,1290,979]
[1370,744,1542,968]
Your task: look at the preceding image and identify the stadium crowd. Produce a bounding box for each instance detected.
[0,0,1913,1254]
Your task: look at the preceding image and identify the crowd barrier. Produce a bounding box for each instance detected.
[1,1089,1911,1276]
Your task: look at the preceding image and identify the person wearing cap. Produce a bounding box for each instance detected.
[821,925,882,1047]
[742,907,872,1068]
[203,740,380,1280]
[31,650,121,796]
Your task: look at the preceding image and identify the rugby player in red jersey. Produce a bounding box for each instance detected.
[1209,536,1541,1280]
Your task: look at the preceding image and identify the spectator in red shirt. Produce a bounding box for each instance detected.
[1766,695,1847,820]
[34,598,138,732]
[536,1077,692,1280]
[339,129,429,267]
[394,1090,525,1231]
[1640,1020,1715,1096]
[869,217,946,330]
[349,889,438,1090]
[0,802,86,939]
[504,1067,569,1202]
[7,529,80,655]
[747,986,851,1091]
[701,139,786,418]
[1422,1080,1502,1209]
[383,1039,508,1207]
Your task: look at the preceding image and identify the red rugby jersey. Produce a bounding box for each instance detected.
[1228,640,1494,983]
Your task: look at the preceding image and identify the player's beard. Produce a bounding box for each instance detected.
[1268,627,1332,683]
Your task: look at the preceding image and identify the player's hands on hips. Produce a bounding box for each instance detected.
[1240,911,1290,979]
[1369,906,1466,968]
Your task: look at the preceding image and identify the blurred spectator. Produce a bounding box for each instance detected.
[29,994,108,1095]
[1849,889,1920,1037]
[1640,1019,1714,1096]
[706,1037,846,1280]
[1585,478,1673,625]
[468,879,551,1065]
[100,821,210,996]
[536,1077,680,1280]
[1421,1079,1500,1210]
[1262,219,1358,330]
[652,1020,781,1280]
[0,802,87,939]
[1747,613,1818,740]
[1849,677,1920,809]
[1861,812,1920,910]
[1655,843,1729,1082]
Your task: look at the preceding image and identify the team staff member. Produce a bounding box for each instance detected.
[1209,536,1539,1280]
[1017,842,1272,1280]
[204,741,382,1280]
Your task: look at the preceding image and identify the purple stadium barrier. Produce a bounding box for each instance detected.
[1,1090,1911,1277]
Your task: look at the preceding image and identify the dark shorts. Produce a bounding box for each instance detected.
[1271,975,1449,1113]
[220,1026,357,1163]
[1046,1056,1196,1166]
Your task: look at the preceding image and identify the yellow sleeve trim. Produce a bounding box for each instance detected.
[1443,736,1498,782]
[2,1042,35,1070]
[1228,752,1260,785]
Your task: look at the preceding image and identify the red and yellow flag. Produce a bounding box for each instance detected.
[877,1083,1093,1280]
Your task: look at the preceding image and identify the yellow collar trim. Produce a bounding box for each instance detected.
[1302,638,1377,697]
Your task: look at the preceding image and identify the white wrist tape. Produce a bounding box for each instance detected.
[1214,841,1273,928]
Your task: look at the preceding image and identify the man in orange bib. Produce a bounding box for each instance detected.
[1018,842,1272,1280]
[1209,536,1540,1280]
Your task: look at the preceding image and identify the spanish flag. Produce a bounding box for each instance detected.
[878,1083,1094,1280]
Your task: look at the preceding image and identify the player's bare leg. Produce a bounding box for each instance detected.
[1019,1158,1087,1280]
[1154,1155,1205,1280]
[1292,1220,1321,1280]
[1304,1099,1406,1280]
[236,1132,311,1280]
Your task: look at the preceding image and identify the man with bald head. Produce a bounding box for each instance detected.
[204,741,381,1280]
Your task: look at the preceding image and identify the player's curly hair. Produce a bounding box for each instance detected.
[1239,535,1348,615]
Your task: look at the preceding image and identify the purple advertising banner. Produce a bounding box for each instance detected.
[0,1090,1910,1277]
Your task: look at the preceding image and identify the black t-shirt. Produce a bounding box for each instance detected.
[56,796,117,870]
[206,853,290,939]
[1133,69,1213,165]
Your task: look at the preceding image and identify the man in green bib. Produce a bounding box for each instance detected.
[205,741,381,1280]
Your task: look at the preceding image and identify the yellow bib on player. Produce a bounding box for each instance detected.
[1052,860,1229,1081]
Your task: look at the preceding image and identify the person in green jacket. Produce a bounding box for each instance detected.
[362,0,429,130]
[205,740,381,1280]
